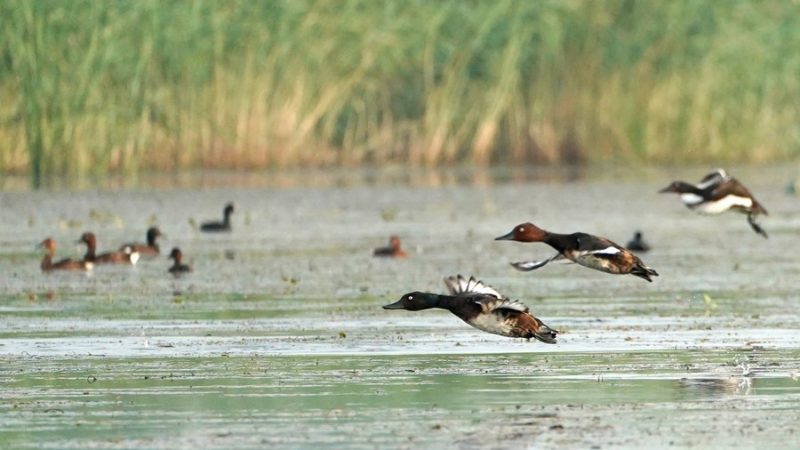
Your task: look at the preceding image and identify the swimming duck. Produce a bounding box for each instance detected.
[120,227,162,257]
[626,231,650,252]
[39,238,93,272]
[200,203,234,232]
[373,235,408,258]
[383,275,558,343]
[79,232,139,265]
[660,169,768,238]
[495,222,659,282]
[168,247,192,274]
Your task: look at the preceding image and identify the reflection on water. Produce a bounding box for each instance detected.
[677,377,753,396]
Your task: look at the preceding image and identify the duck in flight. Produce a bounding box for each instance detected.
[383,274,558,343]
[660,169,768,238]
[495,222,659,282]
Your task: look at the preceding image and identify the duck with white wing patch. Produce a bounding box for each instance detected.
[495,222,658,282]
[660,169,769,238]
[383,275,558,343]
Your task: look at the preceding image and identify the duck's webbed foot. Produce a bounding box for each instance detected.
[747,213,768,239]
[510,253,563,271]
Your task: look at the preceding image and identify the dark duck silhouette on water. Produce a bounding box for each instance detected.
[383,275,558,343]
[79,232,139,265]
[120,227,162,257]
[200,203,234,232]
[372,235,407,258]
[168,247,192,274]
[626,231,650,252]
[39,238,93,272]
[495,222,658,282]
[660,169,768,238]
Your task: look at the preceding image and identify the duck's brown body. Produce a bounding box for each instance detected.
[660,169,768,238]
[373,235,407,258]
[39,238,93,272]
[80,232,139,265]
[120,227,162,257]
[384,275,557,343]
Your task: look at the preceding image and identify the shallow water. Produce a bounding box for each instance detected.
[1,166,799,449]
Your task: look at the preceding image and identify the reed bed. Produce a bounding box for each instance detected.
[1,0,799,185]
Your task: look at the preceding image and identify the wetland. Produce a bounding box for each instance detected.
[1,166,799,449]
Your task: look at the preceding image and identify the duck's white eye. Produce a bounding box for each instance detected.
[518,227,524,232]
[408,295,414,300]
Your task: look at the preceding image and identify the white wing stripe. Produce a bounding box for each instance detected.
[588,247,621,256]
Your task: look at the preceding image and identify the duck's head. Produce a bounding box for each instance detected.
[224,203,235,216]
[78,232,96,246]
[383,292,439,311]
[389,235,402,250]
[495,222,546,242]
[38,237,56,253]
[168,247,183,260]
[659,181,694,194]
[147,227,162,241]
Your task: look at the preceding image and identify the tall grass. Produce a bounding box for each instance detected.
[1,0,799,185]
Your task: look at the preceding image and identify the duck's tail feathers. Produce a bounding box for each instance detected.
[751,200,768,216]
[631,263,658,282]
[531,319,558,344]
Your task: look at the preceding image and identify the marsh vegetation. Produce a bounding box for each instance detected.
[2,1,799,186]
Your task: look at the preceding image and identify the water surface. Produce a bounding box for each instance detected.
[1,166,799,449]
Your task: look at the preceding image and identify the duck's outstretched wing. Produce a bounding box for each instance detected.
[510,252,564,271]
[574,234,627,253]
[697,169,729,188]
[443,275,503,299]
[471,295,529,313]
[709,176,753,200]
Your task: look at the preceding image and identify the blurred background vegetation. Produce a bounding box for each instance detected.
[1,0,799,186]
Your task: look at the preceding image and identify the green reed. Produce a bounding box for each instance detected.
[1,0,799,185]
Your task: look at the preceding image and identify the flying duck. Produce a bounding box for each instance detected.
[383,275,558,343]
[660,169,768,238]
[495,222,659,282]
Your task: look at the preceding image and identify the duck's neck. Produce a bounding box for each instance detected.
[435,295,462,312]
[41,254,53,270]
[84,243,96,260]
[542,232,575,252]
[147,234,158,247]
[676,181,704,195]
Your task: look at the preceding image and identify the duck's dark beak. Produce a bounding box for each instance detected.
[494,230,515,241]
[382,299,405,310]
[658,185,674,193]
